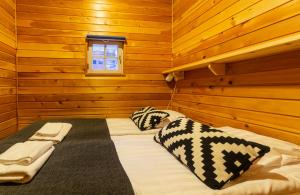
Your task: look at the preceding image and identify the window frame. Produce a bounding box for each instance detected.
[86,40,124,76]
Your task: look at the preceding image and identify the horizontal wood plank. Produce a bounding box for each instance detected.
[0,0,17,138]
[16,0,172,128]
[172,0,300,144]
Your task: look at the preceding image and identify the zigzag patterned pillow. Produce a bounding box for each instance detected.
[154,117,270,189]
[131,107,170,130]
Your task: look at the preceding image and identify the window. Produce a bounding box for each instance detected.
[86,35,125,75]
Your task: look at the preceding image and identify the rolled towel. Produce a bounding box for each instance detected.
[29,123,72,144]
[36,123,65,137]
[0,141,53,166]
[0,146,54,183]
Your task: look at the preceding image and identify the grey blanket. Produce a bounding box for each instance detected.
[0,119,135,195]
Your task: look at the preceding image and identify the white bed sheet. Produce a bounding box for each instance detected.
[112,128,300,195]
[106,118,160,136]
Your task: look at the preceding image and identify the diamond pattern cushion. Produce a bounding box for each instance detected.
[130,107,169,131]
[154,117,270,189]
[131,106,155,124]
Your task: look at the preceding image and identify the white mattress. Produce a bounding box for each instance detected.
[106,118,160,136]
[112,127,300,195]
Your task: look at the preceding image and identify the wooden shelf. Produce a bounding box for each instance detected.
[163,32,300,75]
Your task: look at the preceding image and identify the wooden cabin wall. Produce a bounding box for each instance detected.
[0,0,17,138]
[172,0,300,144]
[16,0,172,128]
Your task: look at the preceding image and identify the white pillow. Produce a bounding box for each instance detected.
[219,126,300,167]
[162,110,185,121]
[219,126,300,151]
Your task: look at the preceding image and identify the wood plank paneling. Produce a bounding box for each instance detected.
[0,0,17,138]
[171,53,300,145]
[172,0,300,145]
[10,0,300,146]
[16,0,172,127]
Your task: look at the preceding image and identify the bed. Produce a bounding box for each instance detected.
[106,110,185,136]
[0,118,300,195]
[0,119,134,194]
[112,131,300,195]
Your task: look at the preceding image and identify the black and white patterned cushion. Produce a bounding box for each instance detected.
[130,107,169,130]
[131,106,155,123]
[154,117,270,189]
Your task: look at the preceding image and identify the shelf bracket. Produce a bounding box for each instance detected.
[208,63,226,75]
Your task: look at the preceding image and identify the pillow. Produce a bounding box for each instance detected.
[154,117,270,189]
[156,110,186,128]
[219,126,300,151]
[131,107,170,131]
[131,106,155,123]
[162,110,186,122]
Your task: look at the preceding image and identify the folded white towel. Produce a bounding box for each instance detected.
[0,146,54,183]
[0,141,53,166]
[29,123,72,144]
[36,123,65,137]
